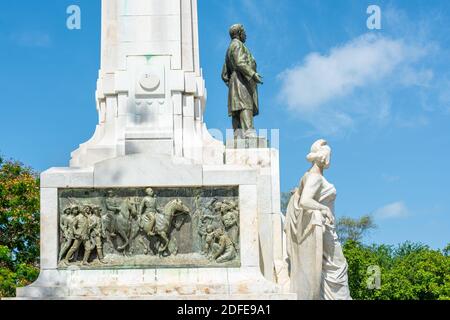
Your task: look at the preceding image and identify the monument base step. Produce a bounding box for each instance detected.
[15,284,296,300]
[7,293,296,300]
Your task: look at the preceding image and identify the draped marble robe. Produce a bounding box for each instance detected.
[285,172,352,300]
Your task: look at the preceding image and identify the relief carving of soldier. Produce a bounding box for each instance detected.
[198,198,219,254]
[58,188,239,267]
[214,200,240,248]
[222,209,239,247]
[105,190,121,212]
[139,188,158,237]
[89,206,106,264]
[62,205,93,265]
[103,190,121,240]
[210,228,237,263]
[58,206,77,262]
[202,225,216,258]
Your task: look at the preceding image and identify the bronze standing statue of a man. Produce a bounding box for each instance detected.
[222,24,263,138]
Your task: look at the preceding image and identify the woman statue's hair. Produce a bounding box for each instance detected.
[306,139,331,165]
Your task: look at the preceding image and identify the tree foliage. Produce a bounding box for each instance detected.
[336,215,377,243]
[344,240,450,300]
[0,156,40,297]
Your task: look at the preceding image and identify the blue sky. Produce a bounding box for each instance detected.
[0,0,449,249]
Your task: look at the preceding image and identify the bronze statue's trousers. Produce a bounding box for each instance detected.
[232,109,254,136]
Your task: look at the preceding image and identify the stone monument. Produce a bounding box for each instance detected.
[15,0,294,300]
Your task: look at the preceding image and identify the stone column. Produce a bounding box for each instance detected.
[71,0,212,168]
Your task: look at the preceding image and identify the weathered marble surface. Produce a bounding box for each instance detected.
[226,137,268,149]
[14,267,296,300]
[16,170,293,299]
[70,0,224,168]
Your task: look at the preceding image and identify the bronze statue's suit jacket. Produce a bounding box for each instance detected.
[222,39,259,117]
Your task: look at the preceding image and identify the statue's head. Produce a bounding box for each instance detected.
[225,200,237,209]
[229,24,246,43]
[214,228,224,237]
[221,201,235,213]
[93,206,102,216]
[213,201,223,212]
[83,205,93,215]
[207,198,218,209]
[223,213,236,228]
[71,206,80,215]
[307,139,331,170]
[63,207,72,215]
[206,225,214,233]
[145,187,155,197]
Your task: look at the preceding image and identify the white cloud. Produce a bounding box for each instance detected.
[279,34,427,112]
[10,31,51,47]
[277,33,433,135]
[374,201,409,220]
[382,174,400,183]
[395,115,430,128]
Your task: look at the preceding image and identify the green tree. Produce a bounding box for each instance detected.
[0,156,40,297]
[443,243,450,257]
[336,215,377,243]
[343,241,450,300]
[377,242,450,300]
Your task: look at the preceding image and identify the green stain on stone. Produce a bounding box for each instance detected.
[145,55,153,64]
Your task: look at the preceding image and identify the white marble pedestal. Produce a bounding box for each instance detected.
[15,154,294,300]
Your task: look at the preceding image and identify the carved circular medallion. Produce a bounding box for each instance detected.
[139,73,160,91]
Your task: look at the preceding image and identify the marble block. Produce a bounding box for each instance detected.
[15,154,293,300]
[226,137,269,149]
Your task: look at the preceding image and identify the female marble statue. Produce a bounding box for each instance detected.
[284,139,352,300]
